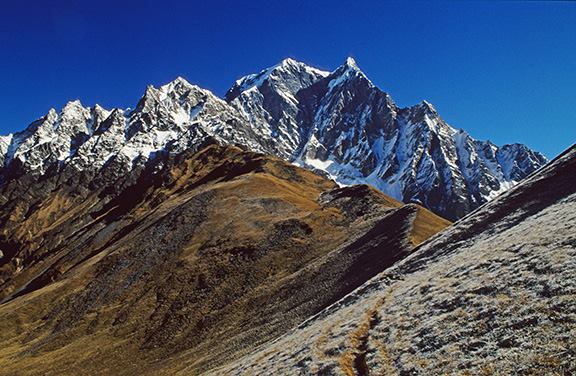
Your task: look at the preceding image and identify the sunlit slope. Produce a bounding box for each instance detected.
[0,142,448,375]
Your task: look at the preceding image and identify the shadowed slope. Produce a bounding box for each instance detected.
[0,142,448,375]
[218,144,576,375]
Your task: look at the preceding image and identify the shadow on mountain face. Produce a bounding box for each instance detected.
[0,142,449,375]
[215,145,576,376]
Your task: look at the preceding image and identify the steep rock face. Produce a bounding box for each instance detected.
[0,78,266,184]
[0,101,101,176]
[219,144,576,376]
[225,58,328,158]
[0,58,547,220]
[227,57,548,220]
[0,142,449,375]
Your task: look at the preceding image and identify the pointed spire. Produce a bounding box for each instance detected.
[91,104,112,124]
[47,108,58,118]
[279,57,298,66]
[419,100,438,114]
[170,76,193,87]
[345,56,359,69]
[158,76,203,98]
[333,56,365,76]
[144,84,158,97]
[326,56,374,90]
[173,75,188,83]
[62,99,84,111]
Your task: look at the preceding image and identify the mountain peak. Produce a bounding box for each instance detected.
[159,76,200,94]
[62,99,85,110]
[345,56,359,69]
[418,100,438,115]
[421,100,435,109]
[46,107,58,118]
[279,57,298,67]
[274,57,327,74]
[326,56,373,91]
[225,58,328,102]
[93,103,105,110]
[172,75,189,84]
[0,57,548,222]
[335,56,365,76]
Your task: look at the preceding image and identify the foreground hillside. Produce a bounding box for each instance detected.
[217,144,576,375]
[0,142,448,375]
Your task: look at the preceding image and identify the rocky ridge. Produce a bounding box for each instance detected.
[0,141,449,375]
[0,58,547,219]
[216,143,576,376]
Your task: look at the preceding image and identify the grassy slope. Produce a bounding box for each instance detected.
[0,144,450,375]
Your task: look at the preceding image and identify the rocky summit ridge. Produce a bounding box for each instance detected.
[0,57,547,219]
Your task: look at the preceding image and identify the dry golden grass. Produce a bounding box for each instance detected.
[409,205,452,246]
[363,185,404,209]
[0,144,450,376]
[338,298,387,376]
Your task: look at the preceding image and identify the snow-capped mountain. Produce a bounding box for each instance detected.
[225,58,329,158]
[226,57,548,219]
[0,57,547,219]
[0,78,266,179]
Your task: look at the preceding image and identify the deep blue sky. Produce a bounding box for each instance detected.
[1,1,574,158]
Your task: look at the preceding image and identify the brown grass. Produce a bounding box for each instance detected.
[338,298,386,376]
[409,206,452,246]
[0,144,450,376]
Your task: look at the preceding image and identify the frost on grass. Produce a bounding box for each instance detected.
[215,146,576,375]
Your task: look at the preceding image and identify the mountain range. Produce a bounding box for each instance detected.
[0,57,547,220]
[0,57,573,376]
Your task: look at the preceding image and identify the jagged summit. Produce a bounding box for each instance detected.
[345,56,358,68]
[171,75,192,84]
[419,99,437,112]
[325,56,374,89]
[225,57,329,102]
[0,57,548,219]
[62,99,84,109]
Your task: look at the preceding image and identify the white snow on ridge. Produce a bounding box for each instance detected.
[233,58,329,95]
[0,57,548,219]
